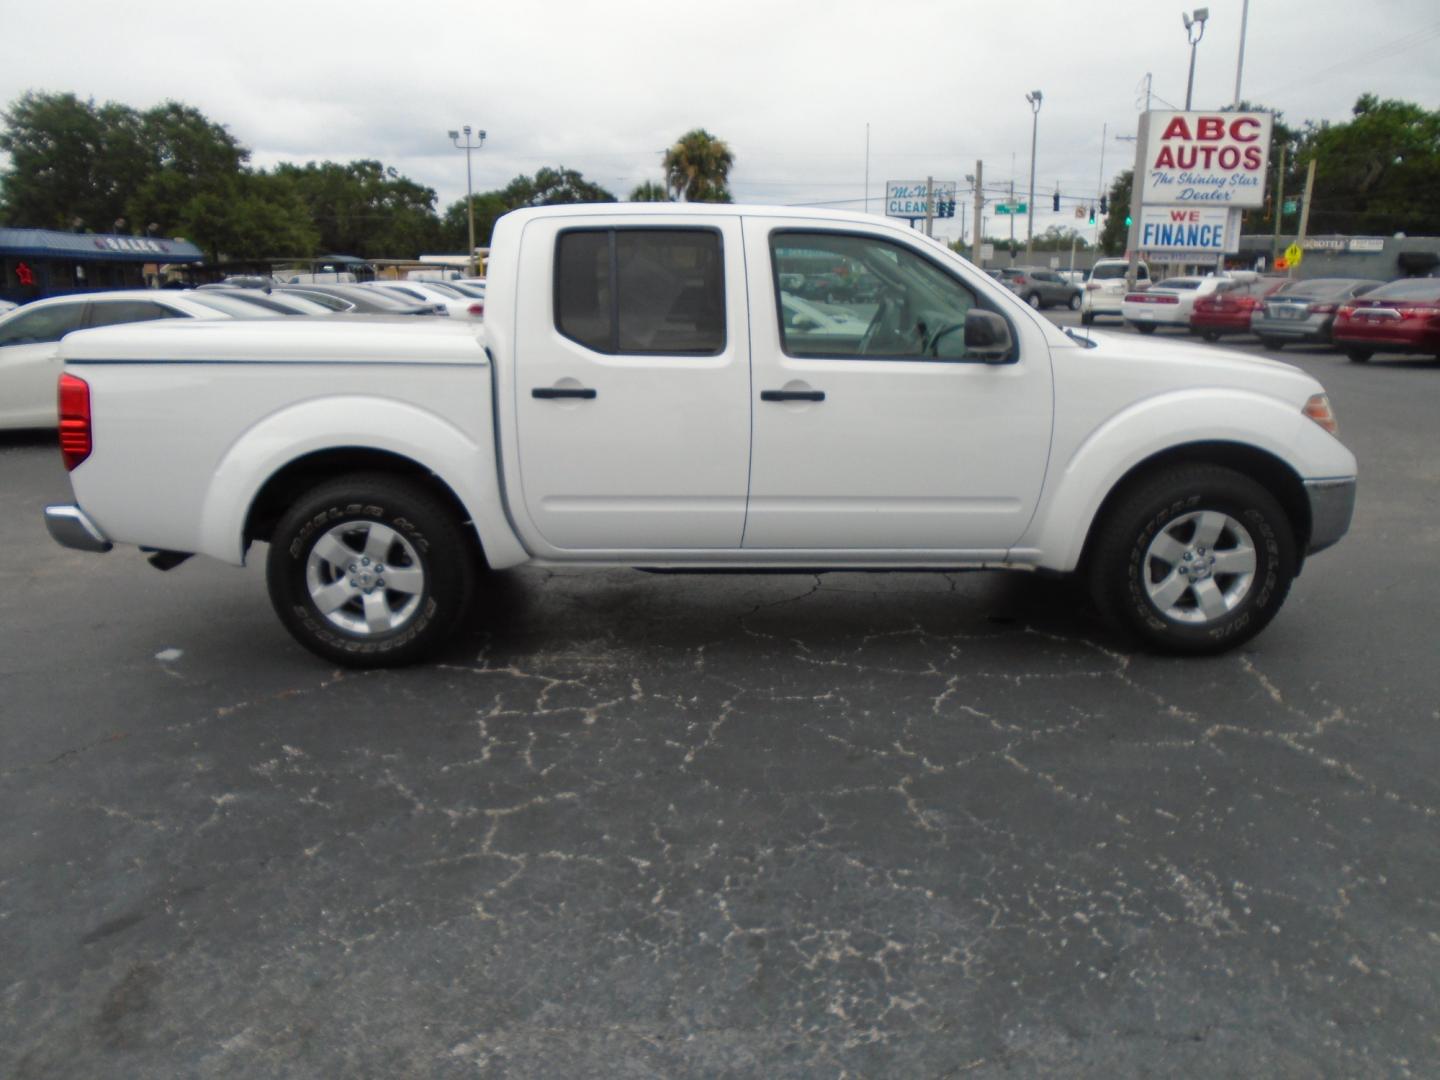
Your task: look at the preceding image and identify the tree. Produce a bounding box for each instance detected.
[1099,170,1133,255]
[0,92,145,229]
[1026,225,1093,252]
[181,173,319,262]
[663,129,734,203]
[274,159,442,258]
[441,192,509,251]
[1298,95,1440,237]
[629,180,670,202]
[496,166,616,208]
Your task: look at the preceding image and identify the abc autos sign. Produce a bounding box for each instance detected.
[1139,111,1272,209]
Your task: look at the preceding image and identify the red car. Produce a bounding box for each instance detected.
[1189,277,1285,341]
[1333,278,1440,362]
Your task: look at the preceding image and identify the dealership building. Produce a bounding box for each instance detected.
[1,228,204,305]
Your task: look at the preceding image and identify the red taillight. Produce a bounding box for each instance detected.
[1085,282,1102,291]
[1306,303,1337,315]
[58,373,92,471]
[1337,305,1355,319]
[467,301,484,317]
[1012,275,1027,285]
[1124,293,1145,303]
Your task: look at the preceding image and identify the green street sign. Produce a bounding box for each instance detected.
[996,204,1012,214]
[1282,199,1298,215]
[994,203,1027,215]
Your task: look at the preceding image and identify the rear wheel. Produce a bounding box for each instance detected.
[1026,292,1042,310]
[1135,323,1157,335]
[266,473,477,666]
[1259,336,1283,351]
[1201,330,1221,342]
[1068,293,1082,311]
[1089,465,1296,654]
[1346,350,1372,363]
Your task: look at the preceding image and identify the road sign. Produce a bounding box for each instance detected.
[1137,206,1241,253]
[981,243,995,261]
[994,203,1027,215]
[1284,243,1303,266]
[885,180,958,220]
[1283,199,1298,215]
[1074,205,1085,220]
[1274,257,1289,270]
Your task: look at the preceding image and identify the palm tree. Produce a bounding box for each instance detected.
[663,129,734,203]
[628,180,670,202]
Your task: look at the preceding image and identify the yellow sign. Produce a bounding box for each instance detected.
[1284,243,1303,266]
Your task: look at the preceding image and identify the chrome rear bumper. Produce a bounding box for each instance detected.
[44,504,112,553]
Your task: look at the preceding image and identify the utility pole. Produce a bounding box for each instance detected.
[864,123,870,214]
[1095,122,1107,249]
[1292,157,1318,277]
[972,160,984,266]
[1008,179,1016,262]
[924,176,935,238]
[1271,142,1286,263]
[1234,0,1250,107]
[1125,111,1152,288]
[1025,90,1043,258]
[448,126,486,276]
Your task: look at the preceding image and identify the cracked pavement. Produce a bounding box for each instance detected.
[2,346,1438,1077]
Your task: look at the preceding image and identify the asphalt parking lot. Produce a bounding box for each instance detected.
[2,322,1437,1077]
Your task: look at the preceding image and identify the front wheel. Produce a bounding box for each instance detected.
[1201,330,1221,342]
[266,473,477,666]
[1068,293,1082,311]
[1026,292,1042,310]
[1088,465,1296,654]
[1346,350,1372,363]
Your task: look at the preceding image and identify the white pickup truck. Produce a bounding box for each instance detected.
[45,204,1356,665]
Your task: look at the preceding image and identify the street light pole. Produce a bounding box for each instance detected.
[448,125,487,276]
[1182,8,1209,111]
[1025,90,1042,257]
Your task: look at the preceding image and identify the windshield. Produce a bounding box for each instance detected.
[1274,279,1369,300]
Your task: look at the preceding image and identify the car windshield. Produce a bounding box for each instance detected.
[183,293,277,318]
[1364,278,1440,302]
[1090,264,1130,280]
[1155,278,1203,290]
[1274,279,1366,300]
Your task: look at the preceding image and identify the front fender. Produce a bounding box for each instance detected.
[1020,389,1357,572]
[199,395,528,568]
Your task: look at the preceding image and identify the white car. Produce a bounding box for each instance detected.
[0,290,254,430]
[1080,258,1151,325]
[1121,276,1227,334]
[362,280,484,319]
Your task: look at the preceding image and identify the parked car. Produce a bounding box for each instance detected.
[0,290,254,430]
[1189,276,1287,341]
[194,286,333,316]
[274,284,433,315]
[1080,258,1151,324]
[1251,278,1385,350]
[362,280,484,319]
[1332,277,1440,362]
[996,267,1082,310]
[0,299,17,315]
[1122,276,1227,334]
[46,203,1355,665]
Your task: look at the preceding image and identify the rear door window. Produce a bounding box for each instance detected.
[0,302,86,347]
[555,228,725,355]
[85,300,187,328]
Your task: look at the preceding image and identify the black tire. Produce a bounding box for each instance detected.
[1259,336,1283,351]
[1346,350,1372,363]
[1026,292,1042,310]
[266,473,477,667]
[1088,465,1297,655]
[1068,293,1082,311]
[1135,323,1157,335]
[1201,330,1221,342]
[1080,311,1095,326]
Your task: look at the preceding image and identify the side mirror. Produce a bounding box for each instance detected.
[963,309,1014,363]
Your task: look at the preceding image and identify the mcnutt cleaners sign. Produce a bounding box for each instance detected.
[1139,111,1272,209]
[1138,206,1240,254]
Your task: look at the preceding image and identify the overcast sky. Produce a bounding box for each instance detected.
[2,0,1437,246]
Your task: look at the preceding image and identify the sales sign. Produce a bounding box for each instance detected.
[1139,111,1272,209]
[885,180,958,219]
[1138,206,1241,253]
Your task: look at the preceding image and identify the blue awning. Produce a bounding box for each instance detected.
[0,227,204,263]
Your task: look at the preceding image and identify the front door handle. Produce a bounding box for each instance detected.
[532,387,597,400]
[761,389,825,402]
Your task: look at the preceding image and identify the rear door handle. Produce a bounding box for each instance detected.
[761,389,825,402]
[532,387,597,400]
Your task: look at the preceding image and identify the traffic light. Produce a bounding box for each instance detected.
[1088,205,1096,225]
[1052,192,1060,212]
[1124,213,1132,227]
[1100,195,1108,214]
